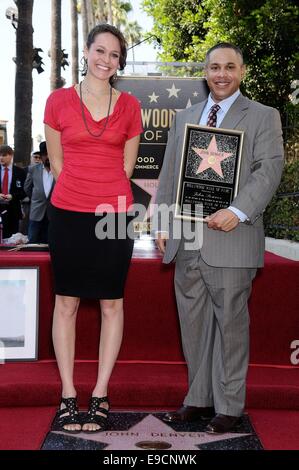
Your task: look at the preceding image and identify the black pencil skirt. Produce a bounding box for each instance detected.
[48,204,134,299]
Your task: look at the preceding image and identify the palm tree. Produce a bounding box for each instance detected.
[13,0,34,166]
[124,20,142,73]
[86,0,95,30]
[89,1,139,32]
[50,0,63,90]
[107,0,113,24]
[80,0,89,44]
[95,0,106,22]
[112,1,132,29]
[80,1,142,46]
[70,0,79,84]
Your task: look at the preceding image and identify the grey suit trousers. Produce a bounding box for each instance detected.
[174,240,256,416]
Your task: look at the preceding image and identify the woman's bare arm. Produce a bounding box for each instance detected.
[44,124,63,180]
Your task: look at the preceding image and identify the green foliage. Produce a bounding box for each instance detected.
[142,0,208,62]
[264,126,299,241]
[142,0,299,119]
[264,196,299,242]
[143,0,299,240]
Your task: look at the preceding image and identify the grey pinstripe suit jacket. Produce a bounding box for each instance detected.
[155,94,284,268]
[24,164,55,221]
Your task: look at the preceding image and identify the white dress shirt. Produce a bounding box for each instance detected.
[42,166,53,198]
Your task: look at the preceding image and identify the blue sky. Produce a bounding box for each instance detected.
[0,0,155,147]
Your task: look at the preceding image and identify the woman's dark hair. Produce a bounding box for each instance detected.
[86,23,127,71]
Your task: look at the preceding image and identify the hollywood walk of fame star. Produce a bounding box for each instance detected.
[193,91,199,97]
[52,414,250,451]
[166,83,181,98]
[193,135,233,178]
[148,92,159,103]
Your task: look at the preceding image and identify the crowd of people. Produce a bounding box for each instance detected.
[0,141,53,243]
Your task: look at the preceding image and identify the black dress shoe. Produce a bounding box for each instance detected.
[205,413,241,434]
[163,406,215,423]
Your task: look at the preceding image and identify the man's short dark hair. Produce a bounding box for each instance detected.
[0,145,14,156]
[205,43,244,65]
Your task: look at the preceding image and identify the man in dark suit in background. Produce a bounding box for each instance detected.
[24,141,54,243]
[0,145,26,239]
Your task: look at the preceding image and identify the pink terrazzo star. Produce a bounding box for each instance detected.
[193,135,232,178]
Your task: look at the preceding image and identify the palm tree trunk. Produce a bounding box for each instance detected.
[81,0,89,44]
[70,0,79,84]
[50,0,63,90]
[96,0,105,22]
[86,0,95,31]
[107,0,113,25]
[14,0,34,167]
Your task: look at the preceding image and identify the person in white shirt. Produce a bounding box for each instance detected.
[24,141,55,243]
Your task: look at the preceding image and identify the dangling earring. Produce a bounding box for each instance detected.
[109,72,117,86]
[80,56,88,76]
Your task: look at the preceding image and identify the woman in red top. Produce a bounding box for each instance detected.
[44,24,143,434]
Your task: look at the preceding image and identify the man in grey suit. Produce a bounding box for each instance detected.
[155,43,284,434]
[25,141,54,243]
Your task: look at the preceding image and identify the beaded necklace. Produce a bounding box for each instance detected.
[79,81,113,138]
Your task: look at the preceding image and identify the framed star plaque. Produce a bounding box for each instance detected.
[175,124,244,221]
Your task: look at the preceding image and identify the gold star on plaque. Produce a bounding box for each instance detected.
[193,136,233,178]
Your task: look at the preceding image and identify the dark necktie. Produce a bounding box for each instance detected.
[2,167,8,194]
[206,104,220,127]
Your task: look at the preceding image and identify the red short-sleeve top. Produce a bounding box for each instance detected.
[44,86,143,213]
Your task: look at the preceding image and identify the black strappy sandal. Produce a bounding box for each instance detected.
[52,397,82,434]
[82,396,110,433]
